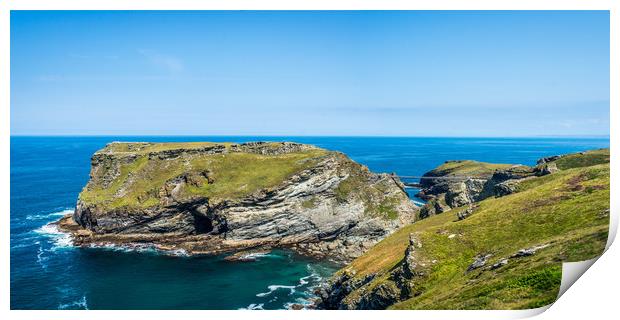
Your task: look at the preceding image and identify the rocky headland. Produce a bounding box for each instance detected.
[413,152,583,220]
[56,141,417,263]
[315,148,610,309]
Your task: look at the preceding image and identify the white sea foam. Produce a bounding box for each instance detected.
[58,296,89,310]
[306,263,316,273]
[256,285,296,297]
[299,275,312,285]
[304,264,324,282]
[27,209,73,221]
[250,264,330,309]
[167,249,189,257]
[87,242,159,254]
[239,303,264,310]
[86,242,190,257]
[34,222,73,249]
[36,243,48,270]
[10,242,38,250]
[242,252,271,260]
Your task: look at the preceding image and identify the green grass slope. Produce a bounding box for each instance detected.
[79,142,330,210]
[544,148,610,170]
[338,151,610,310]
[424,160,514,178]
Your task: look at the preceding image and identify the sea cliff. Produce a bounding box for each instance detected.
[56,141,417,263]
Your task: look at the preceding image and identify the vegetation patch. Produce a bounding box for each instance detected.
[80,144,330,210]
[102,141,231,154]
[543,148,609,170]
[301,196,318,209]
[333,161,405,220]
[425,160,513,178]
[374,196,401,220]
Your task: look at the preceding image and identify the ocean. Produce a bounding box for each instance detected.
[10,136,610,309]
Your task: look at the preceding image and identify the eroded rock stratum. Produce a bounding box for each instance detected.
[56,141,418,262]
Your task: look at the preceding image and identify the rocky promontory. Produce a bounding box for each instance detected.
[56,141,417,263]
[415,160,536,218]
[415,148,611,220]
[315,148,610,309]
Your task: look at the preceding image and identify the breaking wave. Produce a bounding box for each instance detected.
[246,263,330,309]
[85,242,190,257]
[256,285,296,297]
[27,209,73,221]
[58,296,89,310]
[34,222,73,249]
[239,303,264,310]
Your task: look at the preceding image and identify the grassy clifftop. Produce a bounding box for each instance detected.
[99,141,232,154]
[333,150,610,309]
[543,148,610,170]
[79,142,330,210]
[423,160,514,178]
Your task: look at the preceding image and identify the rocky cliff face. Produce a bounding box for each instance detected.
[316,233,421,310]
[416,160,539,219]
[57,141,417,263]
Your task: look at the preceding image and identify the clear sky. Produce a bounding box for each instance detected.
[10,11,609,136]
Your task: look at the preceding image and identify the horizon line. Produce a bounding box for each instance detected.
[9,134,611,139]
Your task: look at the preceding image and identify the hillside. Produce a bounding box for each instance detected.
[317,149,610,309]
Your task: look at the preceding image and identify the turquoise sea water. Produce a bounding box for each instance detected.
[10,136,609,309]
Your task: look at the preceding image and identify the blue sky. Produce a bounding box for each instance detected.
[11,11,609,136]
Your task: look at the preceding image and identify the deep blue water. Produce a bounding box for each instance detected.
[10,136,609,309]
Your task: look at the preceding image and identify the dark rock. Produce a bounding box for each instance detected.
[315,270,376,310]
[536,162,559,176]
[402,234,420,278]
[493,180,521,197]
[537,155,563,165]
[389,234,421,299]
[466,254,492,273]
[418,196,450,219]
[456,204,477,221]
[445,179,486,207]
[417,164,537,219]
[318,234,422,310]
[477,166,537,199]
[488,259,508,270]
[354,282,400,310]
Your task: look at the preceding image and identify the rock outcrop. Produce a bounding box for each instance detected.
[316,233,422,309]
[405,149,610,254]
[57,141,417,263]
[416,161,541,219]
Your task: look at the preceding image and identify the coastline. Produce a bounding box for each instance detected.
[42,214,335,310]
[54,213,355,265]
